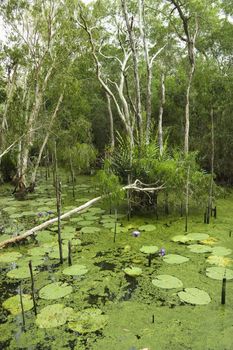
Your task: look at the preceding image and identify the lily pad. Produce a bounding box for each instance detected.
[39,282,72,300]
[140,246,158,254]
[36,231,56,244]
[48,245,68,259]
[178,288,211,305]
[17,256,45,267]
[102,222,121,229]
[87,208,105,214]
[171,235,189,243]
[68,308,108,334]
[206,255,233,267]
[78,220,95,227]
[138,224,156,232]
[152,275,183,289]
[124,267,142,277]
[163,254,189,264]
[187,244,213,253]
[200,237,218,245]
[80,227,100,234]
[0,252,22,263]
[7,266,39,279]
[206,267,233,280]
[63,264,88,276]
[211,246,232,256]
[186,233,209,241]
[36,304,74,328]
[27,246,52,256]
[2,294,33,315]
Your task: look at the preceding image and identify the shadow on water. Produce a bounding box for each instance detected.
[121,275,138,301]
[94,260,116,271]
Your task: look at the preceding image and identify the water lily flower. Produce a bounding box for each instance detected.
[37,212,43,217]
[132,230,140,237]
[46,210,53,215]
[159,248,166,257]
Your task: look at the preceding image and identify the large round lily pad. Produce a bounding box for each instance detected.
[102,222,121,229]
[39,282,72,300]
[211,246,232,256]
[17,256,45,267]
[3,294,33,315]
[187,244,213,253]
[80,227,100,234]
[206,267,233,280]
[140,246,158,254]
[171,235,189,243]
[186,233,209,241]
[48,245,68,260]
[36,231,55,244]
[36,304,74,328]
[152,275,183,289]
[78,220,95,227]
[63,264,88,276]
[0,252,22,263]
[206,255,233,267]
[178,288,211,305]
[138,224,156,232]
[7,266,39,279]
[163,254,189,264]
[124,267,142,277]
[68,308,108,334]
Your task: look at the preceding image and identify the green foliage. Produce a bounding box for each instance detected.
[95,169,124,207]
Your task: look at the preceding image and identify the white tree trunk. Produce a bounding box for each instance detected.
[158,73,165,155]
[30,91,64,186]
[106,92,115,149]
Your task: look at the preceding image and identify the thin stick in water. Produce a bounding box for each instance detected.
[19,282,26,329]
[28,260,37,315]
[68,240,72,266]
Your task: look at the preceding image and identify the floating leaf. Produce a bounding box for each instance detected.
[3,294,33,315]
[211,246,232,256]
[163,254,189,264]
[63,264,88,276]
[0,252,22,263]
[171,235,189,243]
[17,256,45,267]
[68,308,108,334]
[124,267,142,277]
[187,244,212,253]
[152,275,183,289]
[186,233,209,241]
[178,288,211,305]
[206,267,233,280]
[200,237,218,245]
[7,266,39,279]
[39,282,72,300]
[110,226,128,233]
[206,255,233,267]
[78,220,96,227]
[36,231,56,244]
[102,222,121,229]
[140,246,158,254]
[36,304,74,328]
[80,227,100,234]
[48,245,68,259]
[27,245,53,256]
[88,208,105,214]
[138,224,156,232]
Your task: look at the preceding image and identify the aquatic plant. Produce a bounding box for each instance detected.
[39,282,73,300]
[62,264,88,276]
[132,230,140,237]
[206,267,233,280]
[187,244,213,253]
[206,255,233,267]
[3,294,33,315]
[163,254,189,264]
[138,224,156,232]
[178,288,211,305]
[67,308,108,334]
[211,247,232,256]
[7,266,39,279]
[0,251,22,263]
[124,267,143,277]
[36,304,74,328]
[152,275,183,289]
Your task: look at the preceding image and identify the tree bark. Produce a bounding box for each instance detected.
[106,92,115,149]
[158,73,165,155]
[30,91,64,186]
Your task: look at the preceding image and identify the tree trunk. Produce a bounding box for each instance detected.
[158,73,165,155]
[30,92,64,186]
[207,107,214,219]
[106,92,115,149]
[184,63,195,154]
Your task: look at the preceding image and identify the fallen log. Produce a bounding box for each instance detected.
[0,196,102,249]
[0,180,164,249]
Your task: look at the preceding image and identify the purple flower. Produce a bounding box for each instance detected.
[159,248,166,257]
[132,230,140,237]
[46,210,53,215]
[37,212,43,217]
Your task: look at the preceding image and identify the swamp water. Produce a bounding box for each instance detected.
[0,175,233,350]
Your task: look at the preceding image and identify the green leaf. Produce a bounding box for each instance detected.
[124,267,142,277]
[80,227,100,234]
[171,235,189,243]
[186,233,209,241]
[36,304,74,328]
[163,254,189,264]
[3,294,33,315]
[178,288,211,305]
[206,267,233,280]
[7,267,39,279]
[187,244,213,253]
[211,246,232,256]
[206,255,233,267]
[138,224,156,232]
[140,246,158,254]
[0,252,22,263]
[152,275,183,289]
[39,282,72,300]
[62,264,88,276]
[68,308,108,334]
